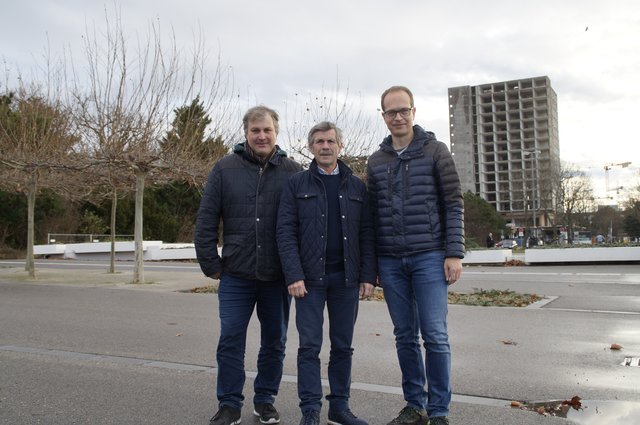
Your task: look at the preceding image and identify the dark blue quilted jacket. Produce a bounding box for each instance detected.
[195,143,302,281]
[366,126,465,258]
[277,160,377,287]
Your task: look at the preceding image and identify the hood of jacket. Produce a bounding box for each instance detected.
[233,142,289,165]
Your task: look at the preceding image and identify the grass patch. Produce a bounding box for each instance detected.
[448,288,541,307]
[184,286,541,308]
[183,285,218,294]
[368,287,541,307]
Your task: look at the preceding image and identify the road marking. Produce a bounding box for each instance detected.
[463,271,630,277]
[0,344,511,407]
[541,308,640,316]
[0,261,202,270]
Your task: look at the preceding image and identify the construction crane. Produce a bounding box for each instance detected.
[604,162,631,194]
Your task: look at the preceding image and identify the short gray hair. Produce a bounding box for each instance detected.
[307,121,343,147]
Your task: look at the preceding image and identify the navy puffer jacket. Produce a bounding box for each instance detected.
[195,143,302,281]
[366,126,465,258]
[277,160,376,286]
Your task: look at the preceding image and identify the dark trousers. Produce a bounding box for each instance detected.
[295,271,360,413]
[216,273,291,408]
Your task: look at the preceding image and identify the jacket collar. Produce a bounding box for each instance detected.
[309,159,353,180]
[380,125,437,159]
[233,142,288,166]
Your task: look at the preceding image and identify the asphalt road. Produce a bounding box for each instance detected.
[1,260,639,424]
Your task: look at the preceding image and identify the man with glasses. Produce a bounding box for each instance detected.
[277,121,376,425]
[366,87,465,425]
[196,106,302,425]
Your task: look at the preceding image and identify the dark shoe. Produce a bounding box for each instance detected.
[253,403,280,424]
[299,410,320,425]
[210,405,241,425]
[428,417,449,425]
[328,408,368,425]
[387,406,428,425]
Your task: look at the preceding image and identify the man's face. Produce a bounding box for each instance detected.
[309,129,342,172]
[381,90,415,139]
[246,115,277,159]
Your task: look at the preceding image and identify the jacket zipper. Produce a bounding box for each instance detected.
[255,165,265,275]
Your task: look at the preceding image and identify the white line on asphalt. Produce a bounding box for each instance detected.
[542,308,640,315]
[1,344,512,408]
[463,271,628,276]
[0,261,202,270]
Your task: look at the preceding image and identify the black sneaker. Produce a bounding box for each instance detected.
[328,408,368,425]
[387,406,428,425]
[209,405,241,425]
[428,417,449,425]
[299,410,320,425]
[253,403,280,424]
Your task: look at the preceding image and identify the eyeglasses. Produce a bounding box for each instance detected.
[382,107,413,119]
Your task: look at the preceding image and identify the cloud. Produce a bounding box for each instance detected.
[2,0,639,190]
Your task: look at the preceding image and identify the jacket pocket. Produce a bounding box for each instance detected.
[296,192,319,219]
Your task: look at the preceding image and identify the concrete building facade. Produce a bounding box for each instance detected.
[448,76,560,233]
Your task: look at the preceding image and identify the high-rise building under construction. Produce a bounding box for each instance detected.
[448,76,560,233]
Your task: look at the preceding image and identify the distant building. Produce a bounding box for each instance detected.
[448,76,560,233]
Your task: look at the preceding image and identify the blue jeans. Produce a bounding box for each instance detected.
[378,250,451,418]
[216,273,290,409]
[295,271,359,413]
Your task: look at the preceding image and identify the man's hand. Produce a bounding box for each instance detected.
[359,282,374,299]
[288,280,307,298]
[210,271,221,280]
[444,257,462,285]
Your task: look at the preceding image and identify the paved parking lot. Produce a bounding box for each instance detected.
[1,261,639,424]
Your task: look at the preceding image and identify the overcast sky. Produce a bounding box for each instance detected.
[2,0,639,201]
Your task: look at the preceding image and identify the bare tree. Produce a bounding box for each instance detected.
[282,80,385,178]
[555,162,596,244]
[0,78,80,278]
[70,11,239,282]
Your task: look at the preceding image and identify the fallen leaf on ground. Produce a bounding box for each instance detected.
[510,401,522,407]
[501,340,518,345]
[610,343,623,350]
[562,396,582,410]
[176,333,183,337]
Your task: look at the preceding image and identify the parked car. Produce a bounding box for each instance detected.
[495,238,518,249]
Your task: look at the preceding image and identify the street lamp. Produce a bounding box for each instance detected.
[523,149,541,238]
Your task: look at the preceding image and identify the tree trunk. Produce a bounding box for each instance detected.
[133,169,146,284]
[567,215,574,244]
[25,174,37,279]
[109,187,117,274]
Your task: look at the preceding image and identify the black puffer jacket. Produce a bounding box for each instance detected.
[366,125,465,258]
[276,160,376,286]
[195,143,302,281]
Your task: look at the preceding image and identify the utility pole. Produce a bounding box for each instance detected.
[604,162,631,204]
[524,149,541,238]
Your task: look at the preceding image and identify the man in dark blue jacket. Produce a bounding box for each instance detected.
[367,87,465,425]
[195,106,302,425]
[277,121,376,425]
